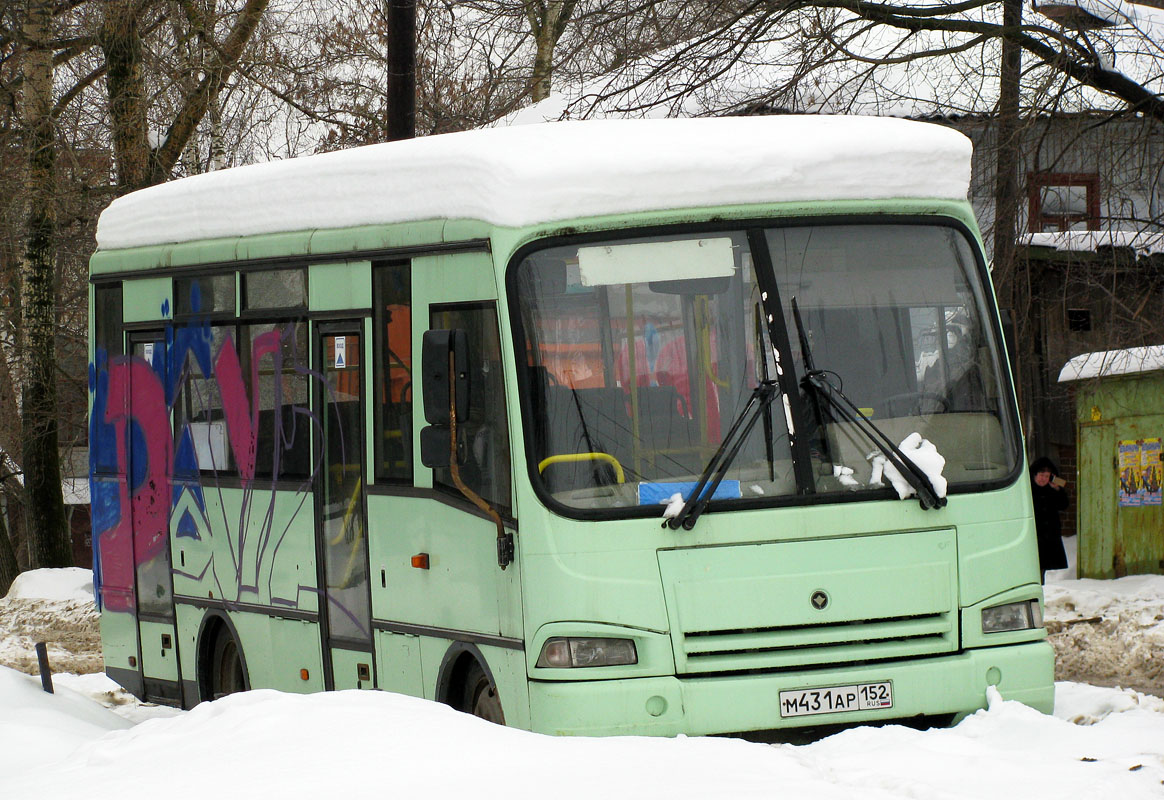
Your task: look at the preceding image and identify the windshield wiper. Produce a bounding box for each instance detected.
[666,380,780,531]
[791,299,946,511]
[801,371,946,510]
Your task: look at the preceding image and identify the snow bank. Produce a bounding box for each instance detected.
[6,678,1163,800]
[96,116,972,251]
[1045,546,1164,695]
[0,667,131,777]
[1054,681,1164,724]
[5,568,94,603]
[1,569,100,677]
[1,568,1163,799]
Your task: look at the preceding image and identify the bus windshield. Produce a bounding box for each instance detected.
[512,223,1019,515]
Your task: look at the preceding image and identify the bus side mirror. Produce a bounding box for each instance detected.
[421,329,470,425]
[419,329,470,469]
[420,425,464,468]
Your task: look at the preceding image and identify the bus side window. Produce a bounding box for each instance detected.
[175,324,238,474]
[429,302,511,516]
[374,263,413,483]
[92,282,124,476]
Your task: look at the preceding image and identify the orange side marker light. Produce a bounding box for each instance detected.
[411,553,430,570]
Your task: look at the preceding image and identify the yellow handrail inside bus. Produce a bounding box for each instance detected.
[538,453,625,484]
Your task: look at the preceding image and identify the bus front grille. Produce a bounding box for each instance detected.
[676,612,957,674]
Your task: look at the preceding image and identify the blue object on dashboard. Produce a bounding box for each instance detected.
[638,480,742,506]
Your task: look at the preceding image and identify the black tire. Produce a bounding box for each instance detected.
[462,662,504,725]
[210,629,246,700]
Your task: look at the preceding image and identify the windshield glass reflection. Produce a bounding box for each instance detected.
[513,223,1018,515]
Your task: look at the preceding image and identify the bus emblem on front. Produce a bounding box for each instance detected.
[811,590,830,610]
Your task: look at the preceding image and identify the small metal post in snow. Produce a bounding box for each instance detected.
[35,641,54,694]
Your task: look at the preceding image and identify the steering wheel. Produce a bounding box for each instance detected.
[882,392,950,417]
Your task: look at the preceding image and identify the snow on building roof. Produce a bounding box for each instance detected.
[1020,230,1164,257]
[95,116,972,252]
[1033,0,1139,28]
[1058,345,1164,381]
[503,5,1164,124]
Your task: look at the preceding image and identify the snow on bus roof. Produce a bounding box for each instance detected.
[95,116,971,252]
[1059,345,1164,382]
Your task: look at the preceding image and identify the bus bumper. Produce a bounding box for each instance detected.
[526,640,1054,736]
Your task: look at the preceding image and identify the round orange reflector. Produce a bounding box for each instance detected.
[300,669,310,681]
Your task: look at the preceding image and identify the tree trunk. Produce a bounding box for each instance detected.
[0,506,20,596]
[20,0,72,569]
[101,0,152,192]
[527,1,577,103]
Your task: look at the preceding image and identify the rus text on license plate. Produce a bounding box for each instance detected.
[779,681,893,718]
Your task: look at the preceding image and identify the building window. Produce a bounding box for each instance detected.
[1028,173,1099,232]
[1067,308,1092,332]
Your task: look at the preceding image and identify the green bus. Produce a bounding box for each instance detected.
[89,115,1054,735]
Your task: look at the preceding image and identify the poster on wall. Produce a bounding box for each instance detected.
[1117,438,1162,507]
[1143,438,1162,506]
[1118,440,1143,507]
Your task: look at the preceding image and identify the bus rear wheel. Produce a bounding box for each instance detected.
[210,629,246,700]
[463,662,504,725]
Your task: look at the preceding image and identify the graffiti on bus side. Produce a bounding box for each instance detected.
[89,308,320,614]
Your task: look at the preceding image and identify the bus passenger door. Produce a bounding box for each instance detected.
[127,330,182,704]
[315,324,376,690]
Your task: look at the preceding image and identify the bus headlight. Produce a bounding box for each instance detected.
[536,637,638,668]
[982,600,1043,633]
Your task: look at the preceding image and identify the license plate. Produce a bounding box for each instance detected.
[779,681,893,718]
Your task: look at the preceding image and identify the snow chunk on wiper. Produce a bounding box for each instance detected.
[661,493,686,520]
[833,464,861,489]
[869,432,948,501]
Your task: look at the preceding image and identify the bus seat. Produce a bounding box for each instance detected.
[635,385,695,453]
[541,386,630,491]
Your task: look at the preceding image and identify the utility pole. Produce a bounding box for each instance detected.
[385,0,417,141]
[994,0,1025,439]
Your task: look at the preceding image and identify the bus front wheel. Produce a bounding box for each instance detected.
[209,629,246,700]
[463,662,504,725]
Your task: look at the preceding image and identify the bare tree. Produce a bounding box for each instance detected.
[18,0,72,570]
[0,0,292,580]
[505,0,1163,463]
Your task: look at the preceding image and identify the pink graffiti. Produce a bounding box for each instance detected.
[216,328,282,484]
[98,357,173,613]
[95,329,291,613]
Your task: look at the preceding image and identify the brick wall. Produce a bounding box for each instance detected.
[1057,444,1078,539]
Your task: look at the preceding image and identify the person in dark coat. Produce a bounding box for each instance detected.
[1030,456,1069,583]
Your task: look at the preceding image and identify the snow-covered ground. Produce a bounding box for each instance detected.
[1045,536,1164,695]
[1,555,1162,799]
